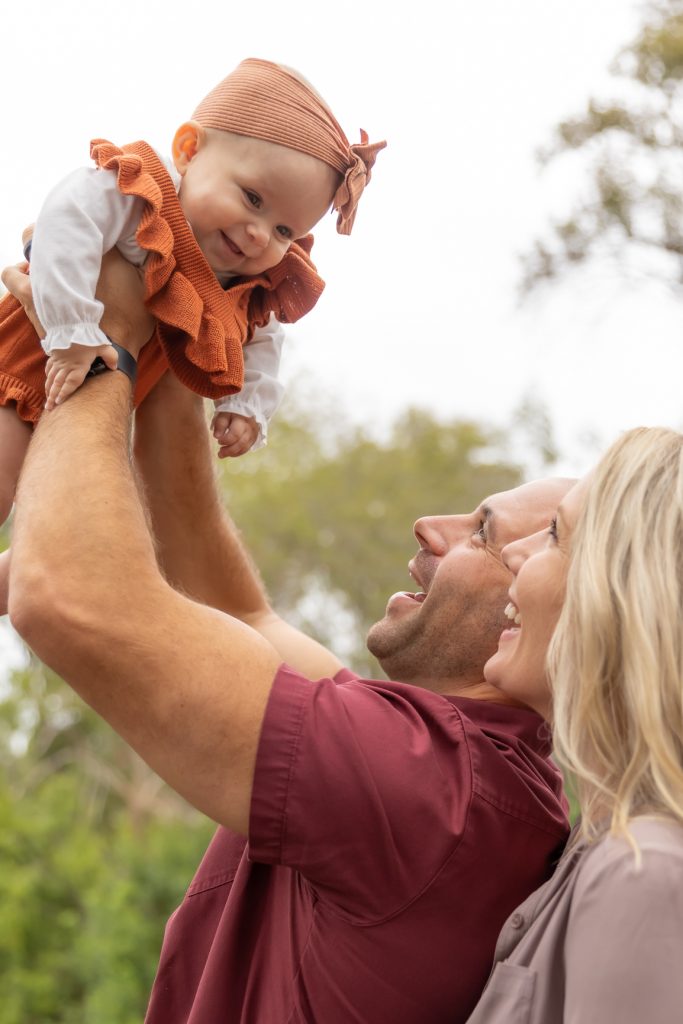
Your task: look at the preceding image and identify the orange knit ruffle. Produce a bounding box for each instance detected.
[91,139,326,400]
[0,292,48,425]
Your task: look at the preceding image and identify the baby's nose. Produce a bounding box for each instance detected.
[246,223,269,249]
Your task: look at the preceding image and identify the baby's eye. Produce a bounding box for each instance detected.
[276,225,293,240]
[244,190,261,208]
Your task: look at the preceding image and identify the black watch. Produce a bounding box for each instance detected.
[86,340,137,387]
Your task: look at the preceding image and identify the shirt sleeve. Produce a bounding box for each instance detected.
[563,836,683,1023]
[213,315,285,451]
[31,166,145,353]
[248,665,471,922]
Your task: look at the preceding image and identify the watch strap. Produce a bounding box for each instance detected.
[86,340,137,387]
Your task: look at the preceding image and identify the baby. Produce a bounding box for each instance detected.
[0,58,385,550]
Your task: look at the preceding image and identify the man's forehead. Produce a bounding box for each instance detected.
[480,478,576,545]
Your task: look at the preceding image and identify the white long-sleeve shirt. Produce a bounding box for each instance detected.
[31,152,285,450]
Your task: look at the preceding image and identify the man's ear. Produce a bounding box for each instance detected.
[172,121,206,175]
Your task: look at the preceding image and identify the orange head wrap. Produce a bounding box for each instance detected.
[192,58,386,236]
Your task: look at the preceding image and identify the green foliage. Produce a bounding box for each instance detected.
[523,0,683,291]
[0,659,214,1024]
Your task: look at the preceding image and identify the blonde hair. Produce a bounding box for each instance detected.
[549,427,683,848]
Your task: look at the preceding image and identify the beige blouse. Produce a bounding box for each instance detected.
[466,817,683,1023]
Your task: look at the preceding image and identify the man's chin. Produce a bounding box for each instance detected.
[366,610,419,664]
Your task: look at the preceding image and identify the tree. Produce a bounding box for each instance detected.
[0,657,214,1024]
[522,0,683,292]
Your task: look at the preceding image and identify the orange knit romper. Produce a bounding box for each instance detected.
[0,140,325,424]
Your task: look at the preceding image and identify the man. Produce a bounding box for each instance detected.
[5,257,570,1024]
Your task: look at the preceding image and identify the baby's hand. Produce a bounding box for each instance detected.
[212,411,260,458]
[45,342,118,411]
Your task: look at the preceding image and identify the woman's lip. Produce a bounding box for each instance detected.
[498,626,520,644]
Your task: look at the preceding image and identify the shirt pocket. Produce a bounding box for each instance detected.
[186,866,239,896]
[186,829,246,896]
[466,962,537,1024]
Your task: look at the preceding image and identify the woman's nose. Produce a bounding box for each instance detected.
[502,529,544,576]
[502,537,525,576]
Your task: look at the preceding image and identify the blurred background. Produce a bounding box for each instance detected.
[2,1,683,1019]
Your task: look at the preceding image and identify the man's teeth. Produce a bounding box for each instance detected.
[504,602,522,625]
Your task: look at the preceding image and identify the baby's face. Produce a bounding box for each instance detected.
[174,128,339,278]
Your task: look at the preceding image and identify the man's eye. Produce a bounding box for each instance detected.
[276,225,292,239]
[476,521,487,542]
[245,190,261,208]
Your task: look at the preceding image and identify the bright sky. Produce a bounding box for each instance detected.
[3,0,680,479]
[0,0,680,675]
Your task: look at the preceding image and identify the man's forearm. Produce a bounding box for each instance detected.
[134,372,268,621]
[134,373,344,680]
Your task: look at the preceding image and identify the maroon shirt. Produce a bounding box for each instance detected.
[145,666,568,1024]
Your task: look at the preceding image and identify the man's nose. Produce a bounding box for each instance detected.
[413,515,464,556]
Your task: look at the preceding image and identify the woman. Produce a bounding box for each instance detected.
[466,426,683,1023]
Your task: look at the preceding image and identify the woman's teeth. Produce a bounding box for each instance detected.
[504,602,522,625]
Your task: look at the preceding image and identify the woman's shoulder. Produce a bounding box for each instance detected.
[576,817,683,898]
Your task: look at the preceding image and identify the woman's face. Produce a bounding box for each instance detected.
[483,477,588,719]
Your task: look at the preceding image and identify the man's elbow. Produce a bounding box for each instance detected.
[9,562,71,658]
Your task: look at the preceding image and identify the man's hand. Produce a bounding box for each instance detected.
[95,250,154,360]
[45,342,118,411]
[2,236,154,362]
[1,260,41,334]
[212,410,260,458]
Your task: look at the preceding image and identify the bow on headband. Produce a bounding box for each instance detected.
[333,131,386,235]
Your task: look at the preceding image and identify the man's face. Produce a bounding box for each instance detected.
[366,478,575,692]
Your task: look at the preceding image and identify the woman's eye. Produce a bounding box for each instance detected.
[276,225,292,239]
[548,517,558,542]
[245,190,261,208]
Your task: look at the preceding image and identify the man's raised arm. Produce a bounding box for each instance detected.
[134,369,343,681]
[3,245,342,682]
[8,317,281,835]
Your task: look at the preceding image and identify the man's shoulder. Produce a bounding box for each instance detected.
[332,669,552,752]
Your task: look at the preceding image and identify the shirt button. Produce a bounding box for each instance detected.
[510,913,525,930]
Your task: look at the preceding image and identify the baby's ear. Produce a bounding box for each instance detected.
[171,121,205,174]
